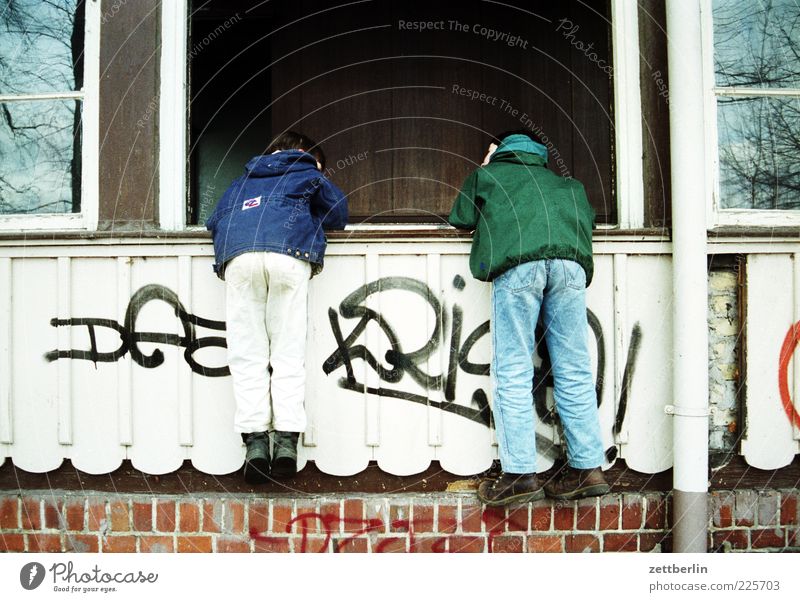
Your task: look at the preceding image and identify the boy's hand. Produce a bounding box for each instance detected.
[481,143,498,166]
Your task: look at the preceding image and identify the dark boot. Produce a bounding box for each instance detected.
[544,466,610,500]
[271,431,299,478]
[241,432,270,484]
[477,472,544,506]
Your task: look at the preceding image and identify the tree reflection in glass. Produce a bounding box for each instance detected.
[0,0,83,215]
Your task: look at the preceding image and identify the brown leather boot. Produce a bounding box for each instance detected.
[477,472,545,506]
[544,466,610,500]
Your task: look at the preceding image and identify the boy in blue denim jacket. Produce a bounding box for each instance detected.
[207,131,348,483]
[449,130,609,505]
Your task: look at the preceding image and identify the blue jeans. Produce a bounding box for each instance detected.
[491,259,604,473]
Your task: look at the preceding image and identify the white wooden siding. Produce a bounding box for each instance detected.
[0,241,793,475]
[742,254,800,469]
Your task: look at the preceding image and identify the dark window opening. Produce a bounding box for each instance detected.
[188,0,614,225]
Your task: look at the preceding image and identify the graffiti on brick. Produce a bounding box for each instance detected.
[249,505,534,552]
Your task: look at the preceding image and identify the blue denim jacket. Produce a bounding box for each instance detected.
[206,150,348,279]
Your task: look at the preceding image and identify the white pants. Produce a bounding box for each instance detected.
[225,252,311,433]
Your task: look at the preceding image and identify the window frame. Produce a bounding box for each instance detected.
[159,0,645,231]
[702,0,800,227]
[0,0,100,232]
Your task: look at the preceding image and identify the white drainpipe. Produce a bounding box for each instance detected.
[665,0,710,552]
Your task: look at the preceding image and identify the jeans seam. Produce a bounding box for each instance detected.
[491,286,513,467]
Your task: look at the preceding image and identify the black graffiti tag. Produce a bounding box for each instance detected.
[323,275,641,462]
[44,284,229,377]
[322,276,492,426]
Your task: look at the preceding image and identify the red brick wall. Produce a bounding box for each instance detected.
[1,490,797,553]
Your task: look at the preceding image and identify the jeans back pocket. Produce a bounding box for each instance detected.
[495,262,535,292]
[563,259,587,290]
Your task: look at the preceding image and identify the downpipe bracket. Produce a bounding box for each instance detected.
[664,405,711,418]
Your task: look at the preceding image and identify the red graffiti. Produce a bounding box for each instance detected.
[484,509,527,552]
[248,507,530,552]
[778,322,800,428]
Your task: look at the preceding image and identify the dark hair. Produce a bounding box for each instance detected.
[267,130,326,170]
[491,128,544,147]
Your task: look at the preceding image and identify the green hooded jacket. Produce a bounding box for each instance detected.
[448,134,596,284]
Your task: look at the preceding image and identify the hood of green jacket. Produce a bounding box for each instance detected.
[491,134,549,163]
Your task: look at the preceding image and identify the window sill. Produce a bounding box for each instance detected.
[0,226,672,244]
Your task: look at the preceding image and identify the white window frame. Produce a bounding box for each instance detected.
[0,0,100,232]
[701,0,800,227]
[159,0,644,231]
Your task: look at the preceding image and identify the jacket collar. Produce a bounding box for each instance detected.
[245,150,318,177]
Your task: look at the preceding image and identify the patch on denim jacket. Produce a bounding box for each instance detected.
[241,196,262,210]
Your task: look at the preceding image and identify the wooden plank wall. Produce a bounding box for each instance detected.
[0,244,690,476]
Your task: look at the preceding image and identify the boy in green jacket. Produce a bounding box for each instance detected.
[449,130,610,506]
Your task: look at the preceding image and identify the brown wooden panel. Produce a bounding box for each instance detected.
[515,3,576,183]
[269,1,305,144]
[390,1,485,218]
[291,0,394,219]
[638,0,671,228]
[478,2,554,152]
[98,0,161,230]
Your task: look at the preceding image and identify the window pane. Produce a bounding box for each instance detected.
[713,0,800,88]
[0,0,84,95]
[0,99,81,214]
[718,96,800,210]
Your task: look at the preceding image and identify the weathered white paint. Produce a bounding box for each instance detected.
[69,259,125,474]
[0,257,10,467]
[586,256,617,469]
[158,0,189,230]
[306,254,371,476]
[610,0,645,228]
[742,254,800,469]
[177,255,193,447]
[57,257,72,445]
[612,253,629,444]
[11,259,61,473]
[126,258,185,474]
[618,257,674,474]
[116,257,133,447]
[0,241,796,475]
